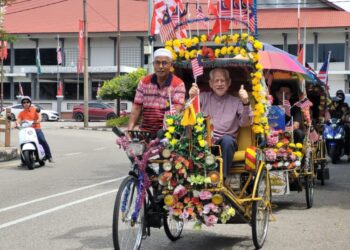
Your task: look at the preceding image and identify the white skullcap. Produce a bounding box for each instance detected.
[154,48,172,60]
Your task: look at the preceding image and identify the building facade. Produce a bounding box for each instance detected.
[2,0,350,117]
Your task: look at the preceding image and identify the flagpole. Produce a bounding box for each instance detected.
[303,22,306,65]
[219,0,222,37]
[196,1,199,37]
[230,0,233,35]
[207,0,210,35]
[246,0,249,36]
[188,12,192,39]
[297,0,301,54]
[57,34,60,95]
[239,0,242,33]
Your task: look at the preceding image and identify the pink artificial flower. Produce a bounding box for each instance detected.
[173,185,187,198]
[203,203,219,214]
[204,214,218,227]
[265,149,277,162]
[199,190,213,200]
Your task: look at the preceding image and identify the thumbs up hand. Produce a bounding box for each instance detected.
[239,85,249,104]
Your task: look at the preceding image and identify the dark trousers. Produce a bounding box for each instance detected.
[35,129,52,159]
[216,135,237,178]
[294,129,305,143]
[345,125,350,155]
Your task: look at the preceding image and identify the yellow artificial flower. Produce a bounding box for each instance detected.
[179,49,185,57]
[221,46,228,55]
[165,46,173,52]
[233,47,240,55]
[255,63,263,71]
[289,143,296,148]
[170,138,178,146]
[276,142,284,148]
[296,143,303,149]
[192,37,199,45]
[215,48,221,57]
[168,126,175,134]
[214,36,221,45]
[253,40,263,50]
[227,46,234,54]
[185,38,193,48]
[197,134,203,140]
[194,125,203,132]
[294,151,303,158]
[253,117,261,124]
[172,52,178,61]
[166,118,174,126]
[252,77,260,86]
[197,117,204,125]
[165,40,173,47]
[165,132,172,139]
[190,49,197,58]
[252,125,263,134]
[232,34,240,43]
[198,139,206,147]
[260,117,268,124]
[197,49,202,55]
[200,34,207,43]
[252,52,260,62]
[173,39,181,48]
[185,52,190,60]
[248,36,255,43]
[241,33,248,40]
[240,48,247,57]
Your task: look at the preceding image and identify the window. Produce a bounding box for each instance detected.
[15,82,31,97]
[39,82,57,100]
[318,44,344,62]
[272,44,283,50]
[40,48,57,65]
[14,49,35,65]
[287,44,314,62]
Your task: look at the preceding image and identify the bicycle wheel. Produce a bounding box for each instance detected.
[112,176,144,250]
[305,176,314,209]
[252,167,271,249]
[163,212,184,241]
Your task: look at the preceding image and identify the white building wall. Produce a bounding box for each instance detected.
[91,38,114,66]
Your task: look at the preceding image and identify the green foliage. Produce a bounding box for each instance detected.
[99,68,147,101]
[106,115,130,128]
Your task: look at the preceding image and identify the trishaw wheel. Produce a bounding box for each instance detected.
[252,167,270,249]
[112,176,144,250]
[163,212,184,241]
[305,176,314,209]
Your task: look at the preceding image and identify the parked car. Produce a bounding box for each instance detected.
[1,104,59,121]
[72,102,117,121]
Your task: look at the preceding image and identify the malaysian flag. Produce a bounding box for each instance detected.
[309,129,319,144]
[294,98,313,109]
[219,0,232,18]
[57,46,63,65]
[196,4,208,28]
[191,54,203,78]
[171,6,179,24]
[317,51,331,85]
[160,9,176,43]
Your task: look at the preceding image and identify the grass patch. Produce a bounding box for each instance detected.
[106,115,129,127]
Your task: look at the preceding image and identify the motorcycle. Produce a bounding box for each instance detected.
[323,118,346,164]
[18,120,46,170]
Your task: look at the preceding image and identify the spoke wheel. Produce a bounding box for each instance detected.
[252,167,270,249]
[163,212,184,241]
[112,176,144,250]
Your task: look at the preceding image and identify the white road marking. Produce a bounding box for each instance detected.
[65,152,82,156]
[0,176,126,213]
[0,189,118,230]
[93,147,105,151]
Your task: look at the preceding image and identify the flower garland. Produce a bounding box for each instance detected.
[265,130,303,170]
[166,33,269,138]
[160,112,235,229]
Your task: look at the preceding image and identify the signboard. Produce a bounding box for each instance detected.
[270,171,290,196]
[268,105,285,131]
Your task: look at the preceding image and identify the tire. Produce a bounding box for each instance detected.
[11,113,16,121]
[163,212,184,241]
[41,114,48,122]
[74,113,84,122]
[329,146,337,164]
[23,150,35,170]
[107,113,117,120]
[252,167,270,249]
[112,176,144,250]
[305,176,314,209]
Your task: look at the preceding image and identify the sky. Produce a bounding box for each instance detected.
[330,0,350,11]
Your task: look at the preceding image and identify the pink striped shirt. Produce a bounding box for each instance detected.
[200,92,253,140]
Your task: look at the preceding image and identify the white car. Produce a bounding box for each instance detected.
[1,104,59,121]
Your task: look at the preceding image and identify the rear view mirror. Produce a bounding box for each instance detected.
[36,108,41,113]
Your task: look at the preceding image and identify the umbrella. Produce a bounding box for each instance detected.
[260,43,315,81]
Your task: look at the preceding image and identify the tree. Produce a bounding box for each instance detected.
[99,68,147,101]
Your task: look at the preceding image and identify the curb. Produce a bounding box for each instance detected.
[0,147,18,162]
[60,126,112,132]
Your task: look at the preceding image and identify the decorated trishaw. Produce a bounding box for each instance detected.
[112,32,273,250]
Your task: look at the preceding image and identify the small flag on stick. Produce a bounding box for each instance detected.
[191,54,203,78]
